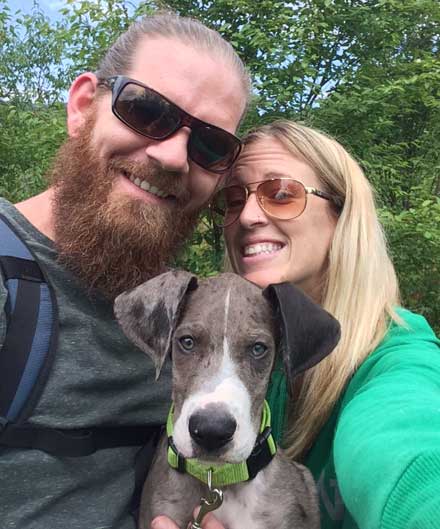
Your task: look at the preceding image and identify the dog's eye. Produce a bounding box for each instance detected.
[178,335,195,351]
[251,342,268,358]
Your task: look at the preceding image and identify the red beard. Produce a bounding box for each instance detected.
[49,115,199,299]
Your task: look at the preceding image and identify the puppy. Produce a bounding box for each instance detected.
[115,271,340,529]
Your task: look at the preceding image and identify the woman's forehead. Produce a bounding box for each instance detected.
[231,137,319,185]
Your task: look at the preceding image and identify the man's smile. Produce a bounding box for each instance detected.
[122,169,170,198]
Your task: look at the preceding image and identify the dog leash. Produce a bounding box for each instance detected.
[187,469,224,529]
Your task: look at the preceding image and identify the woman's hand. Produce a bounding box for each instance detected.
[151,513,226,529]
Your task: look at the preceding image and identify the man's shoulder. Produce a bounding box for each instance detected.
[0,197,23,292]
[0,197,18,222]
[0,196,58,286]
[0,196,58,349]
[0,197,55,249]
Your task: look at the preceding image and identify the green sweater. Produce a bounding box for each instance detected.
[303,310,440,529]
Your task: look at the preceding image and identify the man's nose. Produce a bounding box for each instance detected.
[145,128,190,174]
[238,192,269,228]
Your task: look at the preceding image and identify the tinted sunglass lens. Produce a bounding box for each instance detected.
[190,127,240,172]
[115,84,180,138]
[259,179,306,219]
[211,186,246,227]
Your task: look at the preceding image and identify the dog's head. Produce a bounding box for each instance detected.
[114,270,340,463]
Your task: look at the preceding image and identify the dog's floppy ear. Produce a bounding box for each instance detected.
[263,282,341,380]
[114,270,198,379]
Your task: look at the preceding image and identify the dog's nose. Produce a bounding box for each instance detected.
[189,407,237,451]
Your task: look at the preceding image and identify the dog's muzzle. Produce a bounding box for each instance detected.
[166,400,277,488]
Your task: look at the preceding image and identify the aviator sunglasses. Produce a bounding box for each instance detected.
[210,177,341,228]
[99,76,242,174]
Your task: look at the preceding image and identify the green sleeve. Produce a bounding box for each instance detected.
[333,310,440,529]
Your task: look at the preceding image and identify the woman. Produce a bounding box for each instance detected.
[153,121,440,529]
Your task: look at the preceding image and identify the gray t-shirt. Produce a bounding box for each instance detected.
[0,198,172,529]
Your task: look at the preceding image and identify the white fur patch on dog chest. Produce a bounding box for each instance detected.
[214,474,270,529]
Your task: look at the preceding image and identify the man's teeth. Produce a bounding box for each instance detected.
[128,174,168,198]
[244,242,283,256]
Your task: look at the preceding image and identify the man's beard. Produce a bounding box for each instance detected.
[49,116,199,300]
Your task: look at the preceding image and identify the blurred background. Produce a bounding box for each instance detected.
[1,0,438,331]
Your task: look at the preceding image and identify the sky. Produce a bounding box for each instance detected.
[8,0,67,20]
[7,0,87,19]
[7,0,141,21]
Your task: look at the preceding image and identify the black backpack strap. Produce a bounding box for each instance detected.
[0,213,58,424]
[0,423,162,457]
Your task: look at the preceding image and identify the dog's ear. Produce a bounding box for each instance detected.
[114,270,198,379]
[263,282,340,380]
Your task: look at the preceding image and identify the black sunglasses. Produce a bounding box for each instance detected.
[211,177,340,227]
[99,76,242,174]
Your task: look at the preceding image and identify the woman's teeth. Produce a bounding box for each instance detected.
[127,173,168,198]
[243,242,283,256]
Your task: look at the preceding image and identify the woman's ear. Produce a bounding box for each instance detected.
[67,72,99,137]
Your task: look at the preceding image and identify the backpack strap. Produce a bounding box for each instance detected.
[0,423,162,457]
[0,213,58,424]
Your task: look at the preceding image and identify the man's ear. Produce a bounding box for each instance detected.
[114,270,198,379]
[67,72,99,137]
[263,282,341,383]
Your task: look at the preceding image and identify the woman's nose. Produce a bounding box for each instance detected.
[144,128,190,174]
[237,192,269,228]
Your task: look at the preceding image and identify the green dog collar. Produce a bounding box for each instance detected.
[167,400,277,487]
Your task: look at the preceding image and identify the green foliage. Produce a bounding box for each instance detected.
[380,196,440,325]
[175,212,224,277]
[59,0,143,77]
[0,102,66,202]
[0,0,438,331]
[0,0,67,201]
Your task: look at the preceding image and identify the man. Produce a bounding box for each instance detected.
[0,12,249,529]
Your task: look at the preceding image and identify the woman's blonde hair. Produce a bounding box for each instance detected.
[228,120,400,459]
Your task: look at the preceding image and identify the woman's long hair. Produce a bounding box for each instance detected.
[227,120,400,459]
